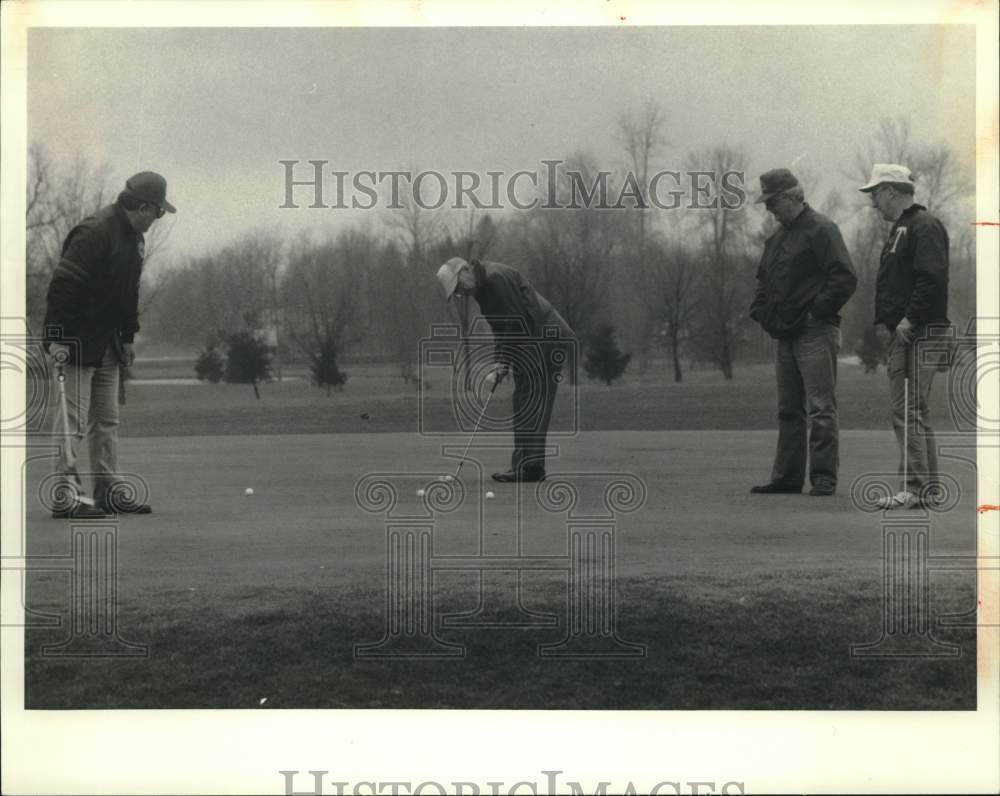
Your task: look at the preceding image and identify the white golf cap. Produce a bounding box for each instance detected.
[436,256,468,301]
[859,163,915,192]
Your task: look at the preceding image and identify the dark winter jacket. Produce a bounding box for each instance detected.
[470,260,576,366]
[750,204,858,340]
[43,203,145,366]
[874,203,949,330]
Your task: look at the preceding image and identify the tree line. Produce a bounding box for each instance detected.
[26,110,975,389]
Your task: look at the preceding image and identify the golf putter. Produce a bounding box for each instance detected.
[55,361,95,507]
[452,375,501,482]
[903,376,909,496]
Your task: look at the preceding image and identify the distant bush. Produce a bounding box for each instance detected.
[584,325,631,386]
[224,331,273,398]
[858,326,887,373]
[309,336,348,395]
[194,338,225,383]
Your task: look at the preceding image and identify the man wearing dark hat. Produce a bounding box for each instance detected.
[749,168,858,497]
[860,164,950,510]
[436,257,576,483]
[44,171,176,518]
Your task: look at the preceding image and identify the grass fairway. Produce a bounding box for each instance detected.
[22,428,978,710]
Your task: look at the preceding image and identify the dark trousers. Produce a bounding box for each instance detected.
[510,349,562,476]
[771,315,841,489]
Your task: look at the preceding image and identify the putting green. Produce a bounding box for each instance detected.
[23,429,979,593]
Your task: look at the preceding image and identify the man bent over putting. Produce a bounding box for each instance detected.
[436,256,576,483]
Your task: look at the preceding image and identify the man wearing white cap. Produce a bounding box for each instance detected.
[436,257,575,483]
[860,163,950,510]
[44,171,176,518]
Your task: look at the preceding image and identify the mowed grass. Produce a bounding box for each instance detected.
[60,357,970,437]
[21,430,979,710]
[24,572,975,710]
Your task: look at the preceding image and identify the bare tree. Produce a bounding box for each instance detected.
[910,142,972,217]
[453,208,499,263]
[850,116,915,181]
[516,154,625,343]
[284,232,365,393]
[617,97,668,261]
[383,196,445,382]
[617,98,669,373]
[685,144,753,380]
[647,235,699,382]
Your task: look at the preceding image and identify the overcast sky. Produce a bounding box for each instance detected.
[28,25,976,262]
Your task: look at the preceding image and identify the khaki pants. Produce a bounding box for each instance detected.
[53,345,120,505]
[886,330,944,493]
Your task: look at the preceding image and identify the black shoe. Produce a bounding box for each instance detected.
[51,502,115,520]
[808,484,836,497]
[491,470,547,483]
[749,483,802,494]
[101,500,153,515]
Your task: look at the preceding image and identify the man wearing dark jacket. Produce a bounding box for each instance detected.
[44,171,176,518]
[436,257,576,483]
[860,163,950,510]
[749,169,858,496]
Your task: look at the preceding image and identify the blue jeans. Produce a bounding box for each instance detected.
[886,331,942,493]
[53,344,120,504]
[770,315,841,489]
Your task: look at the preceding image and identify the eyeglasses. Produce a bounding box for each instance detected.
[869,185,889,206]
[764,195,786,211]
[154,205,166,219]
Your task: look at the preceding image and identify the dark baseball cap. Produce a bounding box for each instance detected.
[125,171,176,213]
[754,168,799,204]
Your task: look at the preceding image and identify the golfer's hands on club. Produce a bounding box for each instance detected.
[895,317,915,343]
[121,342,136,368]
[485,362,509,387]
[49,343,71,372]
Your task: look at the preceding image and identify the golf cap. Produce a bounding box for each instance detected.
[859,163,914,193]
[125,171,177,213]
[754,168,799,204]
[436,257,468,301]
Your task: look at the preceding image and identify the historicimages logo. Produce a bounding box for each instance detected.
[279,770,746,795]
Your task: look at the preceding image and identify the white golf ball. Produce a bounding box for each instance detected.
[416,488,426,497]
[485,491,495,499]
[244,487,254,496]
